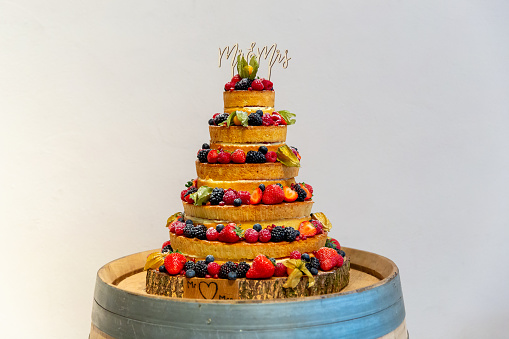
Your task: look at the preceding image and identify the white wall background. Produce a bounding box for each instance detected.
[1,1,508,338]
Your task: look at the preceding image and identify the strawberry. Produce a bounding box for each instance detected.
[206,227,219,241]
[290,250,301,260]
[274,262,287,277]
[303,183,313,195]
[336,255,344,268]
[225,82,235,91]
[231,149,246,163]
[251,79,264,91]
[207,150,219,163]
[231,74,241,83]
[311,220,324,234]
[262,184,285,204]
[299,221,317,237]
[271,112,286,126]
[261,79,273,90]
[258,228,271,242]
[262,113,274,126]
[250,187,262,204]
[283,186,298,202]
[218,224,243,243]
[238,191,251,205]
[222,189,239,205]
[218,151,231,164]
[244,228,259,243]
[315,247,340,271]
[246,255,275,279]
[164,252,187,275]
[329,238,340,250]
[207,262,220,275]
[174,222,185,235]
[265,151,277,163]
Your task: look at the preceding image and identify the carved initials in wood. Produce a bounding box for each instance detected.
[198,281,218,299]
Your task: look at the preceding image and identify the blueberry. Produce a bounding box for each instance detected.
[228,271,237,280]
[301,253,310,261]
[216,224,224,232]
[253,223,262,232]
[310,267,318,275]
[208,118,215,125]
[178,217,184,222]
[269,258,276,265]
[255,109,263,116]
[202,143,210,149]
[159,265,166,273]
[233,198,242,207]
[185,219,193,225]
[259,184,265,191]
[338,250,346,257]
[205,255,215,264]
[185,269,196,278]
[258,146,268,154]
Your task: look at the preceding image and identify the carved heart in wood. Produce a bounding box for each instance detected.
[199,281,218,299]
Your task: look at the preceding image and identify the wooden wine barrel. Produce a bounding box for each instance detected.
[90,247,407,339]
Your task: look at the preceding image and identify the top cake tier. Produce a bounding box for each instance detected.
[223,90,275,114]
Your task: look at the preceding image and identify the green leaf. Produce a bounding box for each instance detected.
[235,111,249,127]
[248,56,259,80]
[236,55,243,75]
[277,110,297,125]
[220,112,235,127]
[238,55,249,78]
[189,186,213,206]
[276,145,300,167]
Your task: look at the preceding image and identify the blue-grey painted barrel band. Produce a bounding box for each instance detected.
[93,271,405,338]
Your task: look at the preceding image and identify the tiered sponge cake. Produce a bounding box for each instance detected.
[146,74,349,300]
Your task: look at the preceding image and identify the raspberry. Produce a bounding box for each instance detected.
[231,74,241,83]
[174,222,185,235]
[274,263,287,277]
[222,189,239,205]
[290,250,301,260]
[258,229,271,242]
[207,149,219,163]
[261,79,273,90]
[244,229,259,243]
[218,151,231,164]
[207,262,220,276]
[262,113,274,126]
[238,191,251,205]
[265,151,277,163]
[251,79,264,90]
[225,82,235,91]
[311,220,324,234]
[231,149,246,163]
[206,227,219,241]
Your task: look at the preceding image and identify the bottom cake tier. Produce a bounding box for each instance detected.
[146,257,350,300]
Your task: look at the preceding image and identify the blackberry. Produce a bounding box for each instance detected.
[258,146,268,154]
[185,269,196,278]
[248,113,263,126]
[202,143,210,149]
[183,224,195,238]
[255,109,264,117]
[218,261,237,279]
[194,225,207,240]
[184,261,195,271]
[295,185,307,202]
[184,186,197,200]
[301,253,310,261]
[216,224,225,233]
[161,244,173,253]
[309,257,320,270]
[197,149,210,163]
[209,188,224,205]
[246,151,266,163]
[195,261,208,278]
[259,184,265,191]
[228,271,237,280]
[234,78,252,90]
[233,198,242,207]
[253,223,262,232]
[270,226,286,242]
[214,113,229,125]
[338,250,346,257]
[237,262,250,278]
[208,118,215,125]
[284,227,297,242]
[205,255,215,264]
[159,265,166,273]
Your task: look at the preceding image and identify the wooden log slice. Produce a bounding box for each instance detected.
[196,177,296,192]
[182,201,313,221]
[182,215,309,231]
[196,161,299,181]
[146,257,350,300]
[209,142,284,153]
[209,126,287,143]
[169,233,328,261]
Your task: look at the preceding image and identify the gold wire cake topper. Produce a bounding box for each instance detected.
[219,43,291,80]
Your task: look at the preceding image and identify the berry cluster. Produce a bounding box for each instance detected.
[196,145,277,164]
[208,110,288,126]
[224,74,273,92]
